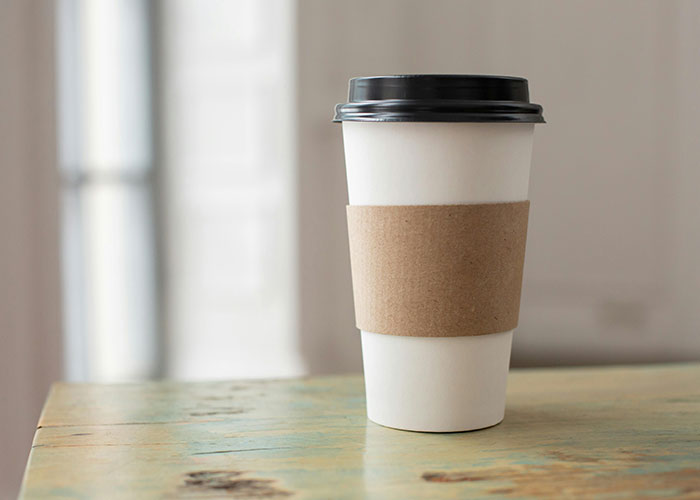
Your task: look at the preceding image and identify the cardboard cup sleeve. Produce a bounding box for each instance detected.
[347,202,530,337]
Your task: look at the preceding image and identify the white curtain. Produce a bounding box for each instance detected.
[158,0,302,379]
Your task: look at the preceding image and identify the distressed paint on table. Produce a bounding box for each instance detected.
[20,364,700,499]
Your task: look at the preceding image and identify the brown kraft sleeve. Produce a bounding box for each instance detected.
[346,202,530,337]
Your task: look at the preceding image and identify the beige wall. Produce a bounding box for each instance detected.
[0,0,62,497]
[297,0,700,372]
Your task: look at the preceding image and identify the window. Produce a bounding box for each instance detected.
[58,0,158,381]
[58,0,301,381]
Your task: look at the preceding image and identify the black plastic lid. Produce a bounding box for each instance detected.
[333,74,544,123]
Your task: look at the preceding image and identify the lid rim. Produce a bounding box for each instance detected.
[333,115,545,124]
[334,99,545,124]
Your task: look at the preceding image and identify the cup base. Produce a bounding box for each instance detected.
[366,413,505,434]
[361,330,512,433]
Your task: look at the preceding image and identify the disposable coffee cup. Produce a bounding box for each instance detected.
[334,75,544,432]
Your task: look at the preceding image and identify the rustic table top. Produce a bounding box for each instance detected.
[20,363,700,499]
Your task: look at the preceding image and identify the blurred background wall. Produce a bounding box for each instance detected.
[2,0,700,497]
[298,0,700,370]
[0,0,62,498]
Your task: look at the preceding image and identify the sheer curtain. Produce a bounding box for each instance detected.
[158,0,301,379]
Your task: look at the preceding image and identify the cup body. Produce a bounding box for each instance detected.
[342,121,535,432]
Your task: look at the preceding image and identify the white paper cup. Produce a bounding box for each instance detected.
[335,75,543,432]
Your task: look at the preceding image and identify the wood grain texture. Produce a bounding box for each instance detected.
[20,364,700,499]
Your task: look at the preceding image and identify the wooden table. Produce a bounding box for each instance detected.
[20,364,700,499]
